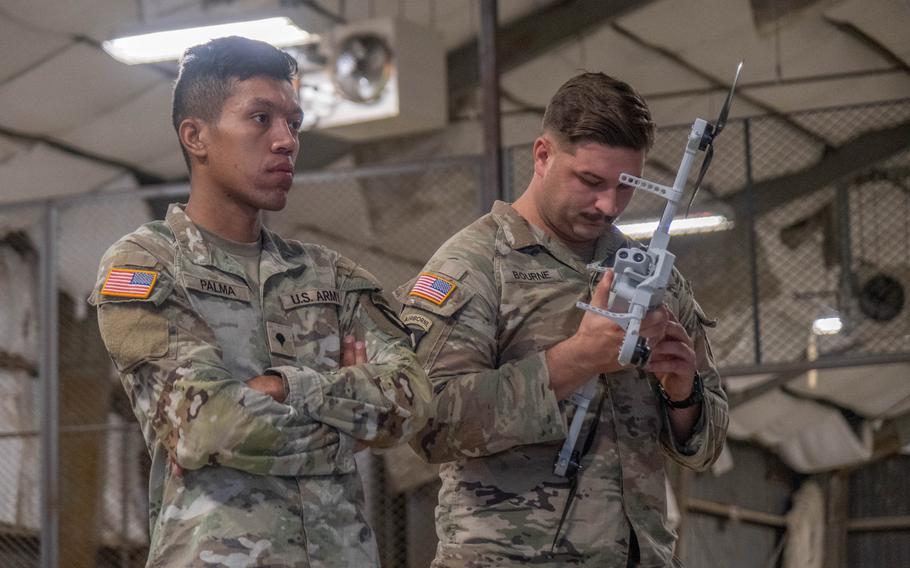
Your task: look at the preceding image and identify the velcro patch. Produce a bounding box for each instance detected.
[281,289,342,309]
[184,276,251,302]
[402,312,433,334]
[101,268,158,299]
[504,268,564,283]
[409,273,456,306]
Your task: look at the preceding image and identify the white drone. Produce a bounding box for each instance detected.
[554,61,743,479]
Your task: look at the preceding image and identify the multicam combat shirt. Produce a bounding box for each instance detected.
[91,204,431,567]
[396,201,728,568]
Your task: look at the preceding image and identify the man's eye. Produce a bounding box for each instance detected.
[252,114,268,124]
[290,118,303,131]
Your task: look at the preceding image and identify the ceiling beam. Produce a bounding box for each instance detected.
[0,124,172,185]
[823,17,910,75]
[609,22,834,150]
[725,118,910,218]
[447,0,652,101]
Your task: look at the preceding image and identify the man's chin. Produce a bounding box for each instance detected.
[573,222,609,240]
[257,187,290,211]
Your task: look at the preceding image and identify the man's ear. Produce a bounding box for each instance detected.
[178,118,208,163]
[532,136,552,178]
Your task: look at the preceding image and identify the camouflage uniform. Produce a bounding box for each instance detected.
[91,204,431,567]
[396,201,728,567]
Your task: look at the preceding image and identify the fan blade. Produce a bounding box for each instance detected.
[714,60,743,136]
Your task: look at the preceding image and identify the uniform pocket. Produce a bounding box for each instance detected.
[97,298,170,372]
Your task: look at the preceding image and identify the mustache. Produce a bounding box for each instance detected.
[579,212,615,225]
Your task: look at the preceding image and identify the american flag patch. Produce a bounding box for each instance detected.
[409,272,456,305]
[101,268,158,299]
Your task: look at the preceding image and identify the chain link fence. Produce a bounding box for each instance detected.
[0,98,908,566]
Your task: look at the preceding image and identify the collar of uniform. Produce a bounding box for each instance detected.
[491,200,627,273]
[259,225,295,278]
[166,203,214,266]
[165,203,294,278]
[491,200,543,251]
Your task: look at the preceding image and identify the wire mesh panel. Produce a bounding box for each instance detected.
[0,205,43,567]
[56,192,173,568]
[751,108,910,366]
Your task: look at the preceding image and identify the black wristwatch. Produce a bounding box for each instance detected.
[657,372,704,409]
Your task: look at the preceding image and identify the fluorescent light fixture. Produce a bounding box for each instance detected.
[617,215,734,239]
[103,17,312,64]
[812,316,843,335]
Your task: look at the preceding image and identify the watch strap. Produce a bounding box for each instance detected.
[658,371,704,409]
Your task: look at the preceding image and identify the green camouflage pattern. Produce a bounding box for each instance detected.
[91,203,431,567]
[396,201,728,567]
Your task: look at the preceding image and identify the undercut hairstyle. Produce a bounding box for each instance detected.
[543,72,655,152]
[171,36,299,170]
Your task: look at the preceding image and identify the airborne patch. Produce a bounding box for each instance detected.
[402,312,433,334]
[409,273,456,306]
[101,268,157,299]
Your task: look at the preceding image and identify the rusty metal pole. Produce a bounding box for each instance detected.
[478,0,503,213]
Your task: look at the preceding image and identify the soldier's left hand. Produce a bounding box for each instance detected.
[644,310,697,401]
[341,334,367,366]
[341,335,370,452]
[246,373,288,402]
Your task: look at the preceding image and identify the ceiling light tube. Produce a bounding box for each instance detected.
[102,17,312,65]
[617,214,734,239]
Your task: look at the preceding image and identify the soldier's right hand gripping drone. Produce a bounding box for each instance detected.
[554,61,743,479]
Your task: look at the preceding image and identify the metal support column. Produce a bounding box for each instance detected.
[479,0,503,213]
[39,201,60,568]
[744,119,763,365]
[835,182,855,323]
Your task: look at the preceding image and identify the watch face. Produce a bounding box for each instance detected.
[858,274,905,322]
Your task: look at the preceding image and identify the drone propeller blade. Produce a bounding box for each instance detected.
[714,60,743,137]
[691,143,714,198]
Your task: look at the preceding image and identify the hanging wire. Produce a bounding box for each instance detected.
[864,182,866,262]
[905,175,909,272]
[874,182,882,267]
[773,0,783,81]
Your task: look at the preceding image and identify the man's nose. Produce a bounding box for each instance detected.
[272,122,299,155]
[594,190,621,217]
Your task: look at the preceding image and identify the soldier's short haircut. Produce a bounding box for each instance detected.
[171,36,299,170]
[543,72,655,152]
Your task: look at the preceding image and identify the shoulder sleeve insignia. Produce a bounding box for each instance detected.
[101,268,158,299]
[409,272,457,306]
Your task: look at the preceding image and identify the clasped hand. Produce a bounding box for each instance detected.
[548,269,697,401]
[171,335,368,476]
